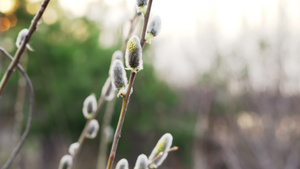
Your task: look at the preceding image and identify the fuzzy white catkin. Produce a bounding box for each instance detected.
[16,29,29,48]
[148,133,173,168]
[147,16,162,37]
[115,158,129,169]
[82,94,97,119]
[58,155,73,169]
[109,51,124,76]
[68,142,80,156]
[134,154,149,169]
[101,77,115,101]
[111,60,127,90]
[16,28,34,51]
[137,0,148,6]
[86,119,99,139]
[125,35,143,71]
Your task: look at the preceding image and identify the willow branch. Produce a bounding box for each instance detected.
[105,1,153,169]
[96,11,141,169]
[140,0,153,48]
[72,12,141,161]
[0,0,50,95]
[105,72,136,169]
[0,47,35,169]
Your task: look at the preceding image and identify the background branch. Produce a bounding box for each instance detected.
[0,0,50,95]
[96,97,116,169]
[12,51,29,168]
[121,13,140,53]
[0,47,35,169]
[71,92,107,159]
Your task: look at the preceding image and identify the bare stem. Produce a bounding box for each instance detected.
[0,0,50,96]
[96,10,142,169]
[140,0,153,48]
[121,13,140,53]
[148,146,179,168]
[105,72,137,169]
[105,1,153,169]
[0,47,35,169]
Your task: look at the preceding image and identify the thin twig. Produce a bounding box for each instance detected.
[70,83,114,165]
[121,13,140,53]
[0,0,50,96]
[13,52,29,168]
[71,90,108,159]
[105,1,153,169]
[105,72,137,169]
[0,47,35,169]
[148,146,179,168]
[96,97,116,169]
[140,0,153,48]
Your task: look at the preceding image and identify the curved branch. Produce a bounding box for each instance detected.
[0,0,50,95]
[0,47,35,169]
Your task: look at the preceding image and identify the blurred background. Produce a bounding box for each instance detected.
[1,0,300,169]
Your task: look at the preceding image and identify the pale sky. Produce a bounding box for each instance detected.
[2,0,300,93]
[57,0,300,94]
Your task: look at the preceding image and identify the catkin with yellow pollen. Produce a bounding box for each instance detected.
[125,35,143,72]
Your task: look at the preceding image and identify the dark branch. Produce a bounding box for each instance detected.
[0,0,50,95]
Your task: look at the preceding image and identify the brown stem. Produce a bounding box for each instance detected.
[105,72,136,169]
[0,0,50,96]
[105,1,153,169]
[96,19,141,168]
[140,0,153,48]
[0,47,35,169]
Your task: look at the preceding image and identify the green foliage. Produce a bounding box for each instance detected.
[1,4,180,136]
[0,5,189,168]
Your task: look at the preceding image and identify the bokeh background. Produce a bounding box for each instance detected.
[1,0,300,169]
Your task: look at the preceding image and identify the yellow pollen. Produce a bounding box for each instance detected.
[127,40,136,52]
